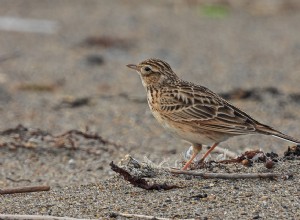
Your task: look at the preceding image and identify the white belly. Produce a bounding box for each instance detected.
[151,110,221,145]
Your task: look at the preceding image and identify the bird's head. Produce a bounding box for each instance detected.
[127,58,179,87]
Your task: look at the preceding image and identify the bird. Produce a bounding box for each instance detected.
[126,58,300,170]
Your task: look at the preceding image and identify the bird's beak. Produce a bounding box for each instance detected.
[126,64,139,71]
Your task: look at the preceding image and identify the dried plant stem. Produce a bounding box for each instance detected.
[112,212,195,220]
[0,185,50,194]
[0,214,92,220]
[170,169,285,179]
[110,162,181,190]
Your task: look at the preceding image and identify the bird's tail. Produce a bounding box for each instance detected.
[256,124,300,145]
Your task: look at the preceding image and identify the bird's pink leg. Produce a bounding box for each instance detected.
[182,144,202,170]
[199,142,219,163]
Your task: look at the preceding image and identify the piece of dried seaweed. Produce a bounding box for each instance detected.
[110,161,182,190]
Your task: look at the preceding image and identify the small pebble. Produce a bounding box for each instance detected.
[242,159,250,166]
[253,214,260,219]
[260,196,268,201]
[68,159,76,169]
[244,192,253,197]
[207,194,216,200]
[265,160,274,169]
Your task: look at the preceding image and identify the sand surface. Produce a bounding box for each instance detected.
[0,0,300,219]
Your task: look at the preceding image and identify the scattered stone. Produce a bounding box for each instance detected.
[265,160,275,169]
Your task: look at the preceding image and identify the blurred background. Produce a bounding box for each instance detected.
[0,0,300,188]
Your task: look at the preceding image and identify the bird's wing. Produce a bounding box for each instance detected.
[159,85,259,135]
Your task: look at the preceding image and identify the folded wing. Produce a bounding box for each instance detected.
[159,84,259,135]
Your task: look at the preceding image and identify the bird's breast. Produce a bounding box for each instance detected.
[147,88,161,111]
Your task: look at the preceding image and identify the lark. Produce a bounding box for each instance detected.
[127,58,300,170]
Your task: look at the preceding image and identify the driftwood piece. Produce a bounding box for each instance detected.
[170,169,292,180]
[0,214,92,220]
[110,162,181,190]
[0,185,50,195]
[111,212,196,220]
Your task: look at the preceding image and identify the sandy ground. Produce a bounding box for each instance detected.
[0,0,300,219]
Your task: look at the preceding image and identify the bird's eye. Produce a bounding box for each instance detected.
[144,66,151,72]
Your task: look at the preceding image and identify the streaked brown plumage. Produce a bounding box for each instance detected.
[127,58,300,170]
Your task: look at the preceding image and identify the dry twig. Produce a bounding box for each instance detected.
[0,214,93,220]
[111,212,195,220]
[110,162,181,190]
[0,124,122,155]
[0,185,50,194]
[55,129,120,148]
[170,169,291,180]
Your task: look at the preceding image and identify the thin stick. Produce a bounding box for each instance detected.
[0,214,92,220]
[0,185,50,194]
[112,212,195,220]
[170,169,286,179]
[110,162,181,190]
